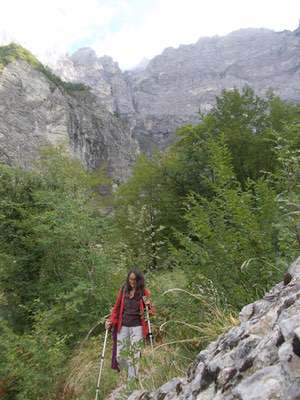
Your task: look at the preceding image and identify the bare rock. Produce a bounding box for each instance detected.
[0,57,139,184]
[53,25,300,152]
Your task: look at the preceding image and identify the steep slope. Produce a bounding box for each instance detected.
[53,22,300,152]
[0,44,139,183]
[123,257,300,400]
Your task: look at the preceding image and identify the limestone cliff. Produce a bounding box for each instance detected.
[0,46,139,183]
[53,22,300,152]
[2,20,300,180]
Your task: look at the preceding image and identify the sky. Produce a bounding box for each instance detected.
[0,0,299,70]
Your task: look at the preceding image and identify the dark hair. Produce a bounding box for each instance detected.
[123,268,145,299]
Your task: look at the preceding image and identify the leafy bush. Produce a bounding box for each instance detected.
[0,317,68,400]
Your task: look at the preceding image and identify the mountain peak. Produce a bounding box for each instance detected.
[70,47,98,65]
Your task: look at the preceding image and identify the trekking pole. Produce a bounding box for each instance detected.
[143,297,154,351]
[95,327,109,400]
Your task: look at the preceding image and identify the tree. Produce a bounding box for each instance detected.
[168,133,282,309]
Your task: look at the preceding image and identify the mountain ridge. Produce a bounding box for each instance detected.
[1,20,300,181]
[51,21,300,152]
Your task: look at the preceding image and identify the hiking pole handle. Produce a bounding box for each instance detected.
[95,328,109,400]
[142,297,154,351]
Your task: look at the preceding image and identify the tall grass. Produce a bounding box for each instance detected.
[58,278,238,400]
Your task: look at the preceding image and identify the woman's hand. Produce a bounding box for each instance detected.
[142,296,151,306]
[105,319,112,330]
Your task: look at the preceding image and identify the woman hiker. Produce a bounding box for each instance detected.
[105,268,156,381]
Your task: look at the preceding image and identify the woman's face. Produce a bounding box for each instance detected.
[129,272,137,288]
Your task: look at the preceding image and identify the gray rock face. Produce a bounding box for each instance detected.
[0,58,139,183]
[53,47,135,116]
[2,22,300,181]
[52,23,300,152]
[121,256,300,400]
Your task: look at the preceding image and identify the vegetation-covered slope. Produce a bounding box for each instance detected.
[0,42,90,93]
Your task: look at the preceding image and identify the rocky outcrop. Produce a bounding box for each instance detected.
[0,56,139,183]
[52,48,135,116]
[124,257,300,400]
[2,21,300,180]
[52,22,300,152]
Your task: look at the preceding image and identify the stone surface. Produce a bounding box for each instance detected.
[52,23,300,152]
[118,257,300,400]
[2,22,300,182]
[0,58,139,183]
[232,365,284,400]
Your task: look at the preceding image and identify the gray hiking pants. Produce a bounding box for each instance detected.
[116,325,143,380]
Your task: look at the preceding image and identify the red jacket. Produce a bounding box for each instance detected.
[109,285,156,338]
